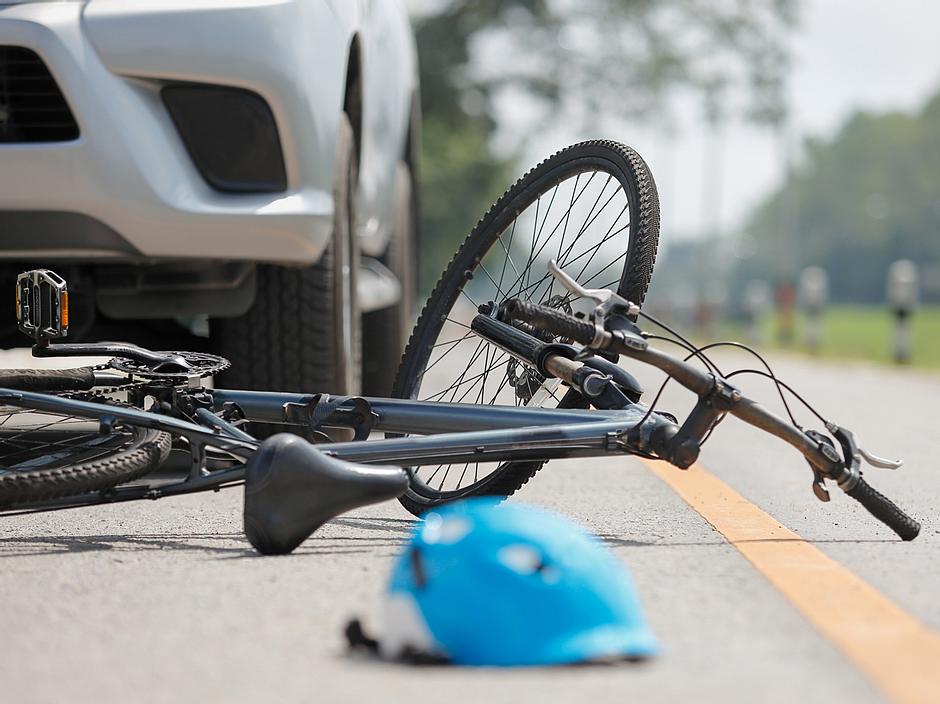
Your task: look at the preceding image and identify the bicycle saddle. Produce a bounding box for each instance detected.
[243,433,409,555]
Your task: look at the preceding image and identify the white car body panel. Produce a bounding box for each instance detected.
[0,0,417,263]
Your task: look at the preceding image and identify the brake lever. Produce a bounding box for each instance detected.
[805,422,903,503]
[804,430,836,501]
[858,446,903,470]
[826,422,902,471]
[547,260,640,323]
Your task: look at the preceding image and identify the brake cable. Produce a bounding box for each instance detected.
[629,324,830,449]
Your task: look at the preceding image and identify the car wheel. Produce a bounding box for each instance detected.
[362,161,416,396]
[213,114,361,399]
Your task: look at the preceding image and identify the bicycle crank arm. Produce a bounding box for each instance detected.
[33,342,193,374]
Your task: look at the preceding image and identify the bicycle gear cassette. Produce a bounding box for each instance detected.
[109,351,230,379]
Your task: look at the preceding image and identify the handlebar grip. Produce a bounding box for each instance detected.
[845,478,920,541]
[505,299,596,346]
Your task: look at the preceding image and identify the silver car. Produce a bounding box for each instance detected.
[0,0,419,396]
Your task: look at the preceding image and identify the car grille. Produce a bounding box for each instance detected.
[0,46,79,143]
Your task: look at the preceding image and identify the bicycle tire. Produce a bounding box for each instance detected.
[393,140,660,515]
[0,367,96,392]
[0,404,172,507]
[214,114,361,403]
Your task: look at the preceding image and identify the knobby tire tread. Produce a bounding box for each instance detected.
[392,140,660,515]
[215,115,358,405]
[0,427,171,507]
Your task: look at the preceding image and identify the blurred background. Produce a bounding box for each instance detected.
[408,0,940,367]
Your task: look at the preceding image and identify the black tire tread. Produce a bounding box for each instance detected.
[215,261,337,393]
[393,140,660,515]
[215,115,358,399]
[0,427,171,507]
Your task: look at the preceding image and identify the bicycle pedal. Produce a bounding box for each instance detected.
[16,269,69,342]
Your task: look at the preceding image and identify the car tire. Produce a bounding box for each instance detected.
[362,161,416,396]
[212,114,361,399]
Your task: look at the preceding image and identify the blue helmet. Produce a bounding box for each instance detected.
[368,498,657,666]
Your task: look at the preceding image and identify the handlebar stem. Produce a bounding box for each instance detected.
[505,293,920,540]
[657,375,740,468]
[605,328,848,480]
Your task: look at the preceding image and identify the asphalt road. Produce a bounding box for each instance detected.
[1,347,937,703]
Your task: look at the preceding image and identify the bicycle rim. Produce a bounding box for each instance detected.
[0,404,171,506]
[393,141,659,512]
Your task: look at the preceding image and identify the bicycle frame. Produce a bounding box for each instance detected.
[0,298,920,542]
[0,386,673,513]
[212,390,661,465]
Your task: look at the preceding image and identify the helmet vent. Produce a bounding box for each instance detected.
[498,544,543,574]
[498,544,563,583]
[410,547,427,588]
[422,514,471,544]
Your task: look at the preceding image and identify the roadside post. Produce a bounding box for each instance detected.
[799,266,828,354]
[887,260,918,364]
[744,279,770,343]
[700,280,727,337]
[673,283,696,331]
[774,281,796,345]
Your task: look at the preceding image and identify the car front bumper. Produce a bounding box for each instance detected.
[0,0,346,264]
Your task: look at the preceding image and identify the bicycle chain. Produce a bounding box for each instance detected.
[57,362,151,401]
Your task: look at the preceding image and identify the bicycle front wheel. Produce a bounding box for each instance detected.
[393,140,660,515]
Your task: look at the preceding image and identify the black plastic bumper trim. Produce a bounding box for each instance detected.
[0,211,140,257]
[162,83,288,194]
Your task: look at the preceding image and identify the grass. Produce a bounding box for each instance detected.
[725,305,940,369]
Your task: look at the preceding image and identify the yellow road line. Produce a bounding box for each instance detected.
[642,459,940,704]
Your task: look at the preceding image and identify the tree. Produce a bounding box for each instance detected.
[412,0,797,290]
[735,90,940,302]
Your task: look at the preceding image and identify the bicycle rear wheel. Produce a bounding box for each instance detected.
[393,140,660,515]
[0,401,171,507]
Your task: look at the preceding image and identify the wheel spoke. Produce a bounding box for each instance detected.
[499,172,599,301]
[418,335,485,392]
[495,225,522,293]
[0,408,138,480]
[400,152,657,500]
[424,338,487,402]
[522,215,631,304]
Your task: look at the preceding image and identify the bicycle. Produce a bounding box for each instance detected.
[0,141,920,554]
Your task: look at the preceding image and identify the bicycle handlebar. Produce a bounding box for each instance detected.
[845,478,920,541]
[503,300,598,347]
[506,298,921,541]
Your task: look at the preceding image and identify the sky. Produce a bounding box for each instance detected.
[493,0,940,244]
